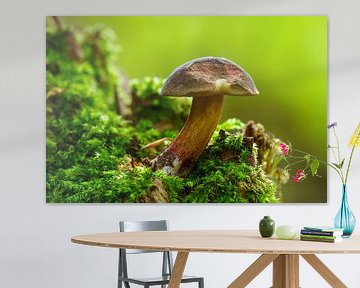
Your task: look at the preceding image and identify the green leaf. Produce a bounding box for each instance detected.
[310,160,320,176]
[339,158,345,169]
[332,162,339,169]
[332,161,345,169]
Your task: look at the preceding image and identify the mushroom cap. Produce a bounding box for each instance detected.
[160,56,259,97]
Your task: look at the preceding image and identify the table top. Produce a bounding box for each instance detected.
[71,230,360,254]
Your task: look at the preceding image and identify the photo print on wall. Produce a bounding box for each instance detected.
[46,16,327,203]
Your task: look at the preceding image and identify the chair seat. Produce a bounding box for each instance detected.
[119,274,203,286]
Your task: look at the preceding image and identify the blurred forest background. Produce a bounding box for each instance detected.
[63,16,327,202]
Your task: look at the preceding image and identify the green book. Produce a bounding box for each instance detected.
[300,234,340,240]
[300,236,342,243]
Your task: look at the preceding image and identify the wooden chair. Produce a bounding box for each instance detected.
[118,220,204,288]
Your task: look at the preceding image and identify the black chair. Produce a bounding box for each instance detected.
[118,220,204,288]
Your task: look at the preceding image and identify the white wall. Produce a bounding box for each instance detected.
[1,0,360,287]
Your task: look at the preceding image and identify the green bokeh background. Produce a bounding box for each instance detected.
[64,16,327,203]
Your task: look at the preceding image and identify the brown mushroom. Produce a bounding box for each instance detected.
[152,56,259,176]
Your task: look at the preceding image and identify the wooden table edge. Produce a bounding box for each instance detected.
[71,236,360,254]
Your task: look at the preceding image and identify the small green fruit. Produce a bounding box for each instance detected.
[275,225,297,240]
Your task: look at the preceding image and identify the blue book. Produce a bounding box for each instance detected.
[302,226,343,237]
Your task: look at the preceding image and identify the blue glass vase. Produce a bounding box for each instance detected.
[334,185,356,237]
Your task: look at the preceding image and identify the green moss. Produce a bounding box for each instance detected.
[46,22,187,203]
[184,127,278,203]
[46,21,279,203]
[129,77,191,130]
[114,124,279,203]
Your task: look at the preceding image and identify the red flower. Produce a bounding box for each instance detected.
[279,143,289,156]
[293,169,306,183]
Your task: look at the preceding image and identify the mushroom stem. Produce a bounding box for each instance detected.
[153,94,224,176]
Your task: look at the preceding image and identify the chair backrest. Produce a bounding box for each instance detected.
[119,220,169,254]
[118,220,174,284]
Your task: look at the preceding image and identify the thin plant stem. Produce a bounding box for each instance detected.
[291,148,318,159]
[344,129,360,185]
[326,163,343,180]
[340,184,345,232]
[345,145,356,185]
[332,127,346,183]
[330,148,339,164]
[284,159,306,170]
[333,127,342,164]
[285,155,309,160]
[291,148,335,168]
[329,147,345,183]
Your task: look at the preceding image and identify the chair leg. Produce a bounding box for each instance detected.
[118,251,123,288]
[199,278,204,288]
[161,252,168,288]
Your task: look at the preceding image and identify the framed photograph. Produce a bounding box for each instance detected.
[46,16,327,203]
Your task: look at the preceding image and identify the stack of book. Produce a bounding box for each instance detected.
[300,226,344,243]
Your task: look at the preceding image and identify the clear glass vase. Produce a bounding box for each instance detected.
[334,185,356,237]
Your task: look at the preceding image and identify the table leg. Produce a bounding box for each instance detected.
[272,254,299,288]
[228,254,279,288]
[168,252,189,288]
[228,253,348,288]
[301,254,347,288]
